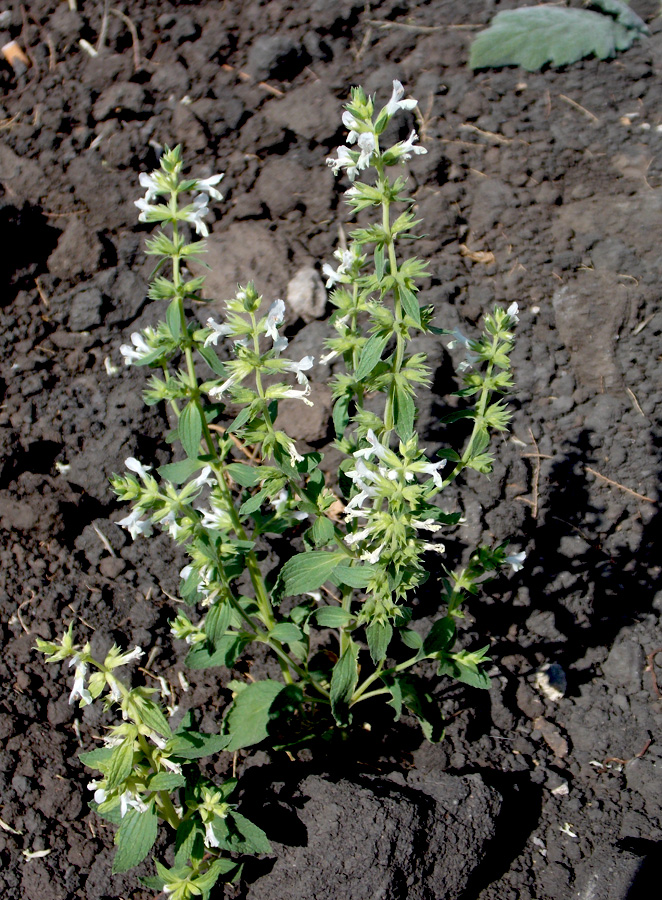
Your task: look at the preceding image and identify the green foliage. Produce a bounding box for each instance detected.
[113,803,159,874]
[223,680,288,751]
[470,4,648,72]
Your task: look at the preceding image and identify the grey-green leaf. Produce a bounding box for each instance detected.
[330,640,359,724]
[112,803,158,874]
[355,332,389,381]
[106,737,135,790]
[366,620,393,664]
[590,0,649,35]
[470,7,637,72]
[313,606,354,628]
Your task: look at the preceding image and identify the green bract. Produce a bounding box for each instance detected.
[37,82,526,898]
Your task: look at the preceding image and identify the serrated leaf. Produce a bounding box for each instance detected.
[185,633,251,670]
[148,771,187,790]
[374,245,385,281]
[382,673,403,721]
[437,656,492,690]
[205,601,231,644]
[313,606,354,628]
[366,620,393,663]
[226,812,272,855]
[279,550,345,597]
[197,344,227,376]
[330,640,359,725]
[329,563,377,589]
[399,285,421,326]
[166,731,232,760]
[112,803,158,874]
[269,623,303,644]
[223,680,286,751]
[239,487,269,516]
[179,401,204,458]
[135,697,172,738]
[106,737,135,790]
[158,457,205,484]
[355,332,389,381]
[590,0,649,35]
[332,394,351,438]
[400,628,424,651]
[79,747,114,769]
[423,617,456,656]
[193,857,242,892]
[394,384,415,441]
[311,515,335,547]
[226,463,262,487]
[174,818,204,867]
[470,7,636,72]
[399,676,444,743]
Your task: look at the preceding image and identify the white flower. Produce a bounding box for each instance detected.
[161,757,182,774]
[281,386,313,406]
[344,527,372,546]
[88,781,107,805]
[505,551,526,572]
[342,110,360,143]
[266,299,286,342]
[419,459,446,488]
[119,332,152,365]
[286,440,304,465]
[119,790,148,818]
[134,196,158,222]
[68,660,92,706]
[208,371,241,399]
[116,646,143,666]
[204,316,234,346]
[195,173,224,201]
[385,80,418,118]
[354,430,389,462]
[507,301,520,324]
[199,503,232,531]
[398,130,427,161]
[410,518,442,533]
[357,132,376,170]
[326,145,365,181]
[362,543,385,565]
[181,193,211,236]
[125,457,152,480]
[117,508,153,540]
[446,329,471,350]
[322,262,341,289]
[190,465,214,489]
[150,732,167,750]
[273,334,289,355]
[205,822,221,848]
[421,541,446,555]
[286,356,314,387]
[138,172,162,201]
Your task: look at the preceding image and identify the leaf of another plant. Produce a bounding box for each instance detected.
[112,803,158,874]
[223,680,286,751]
[469,7,636,72]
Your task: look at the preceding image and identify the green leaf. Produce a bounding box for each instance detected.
[329,564,377,589]
[399,285,421,326]
[423,617,456,656]
[226,463,262,487]
[399,676,444,742]
[437,656,492,690]
[166,296,182,339]
[332,394,351,438]
[179,401,204,459]
[135,697,172,738]
[312,606,354,628]
[590,0,649,35]
[239,487,269,516]
[470,7,637,72]
[166,731,232,760]
[197,344,227,376]
[374,245,385,281]
[205,601,231,644]
[112,802,158,874]
[223,680,286,751]
[185,633,251,670]
[106,737,135,790]
[226,812,272,855]
[330,640,359,725]
[400,628,424,651]
[394,384,415,441]
[366,620,393,663]
[79,747,114,769]
[174,818,204,867]
[279,550,345,597]
[158,457,205,484]
[227,404,253,434]
[355,332,389,381]
[193,857,242,893]
[311,515,335,547]
[148,771,187,790]
[382,673,403,721]
[269,623,303,644]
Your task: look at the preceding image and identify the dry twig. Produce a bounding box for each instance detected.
[584,466,655,504]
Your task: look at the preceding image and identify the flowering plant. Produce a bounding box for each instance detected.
[37,81,523,895]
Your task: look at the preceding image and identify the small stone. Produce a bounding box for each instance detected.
[68,288,104,331]
[534,663,567,702]
[246,35,302,81]
[286,267,327,322]
[603,640,644,693]
[532,716,570,759]
[99,556,126,579]
[92,82,148,121]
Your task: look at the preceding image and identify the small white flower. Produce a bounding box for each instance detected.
[354,430,389,462]
[505,551,526,572]
[281,386,314,406]
[205,822,221,848]
[208,371,241,399]
[273,334,289,355]
[266,299,286,342]
[181,193,211,236]
[161,757,182,775]
[410,517,442,533]
[125,457,152,480]
[362,543,385,565]
[422,541,446,555]
[138,172,162,201]
[398,130,427,161]
[286,356,314,387]
[196,173,224,201]
[119,790,148,818]
[204,316,234,346]
[323,262,341,289]
[134,196,158,222]
[199,503,232,531]
[286,440,304,465]
[357,132,376,170]
[117,508,153,540]
[116,646,143,666]
[69,660,92,706]
[344,527,372,546]
[507,301,520,324]
[385,80,418,118]
[88,781,107,805]
[342,110,361,143]
[447,329,471,350]
[190,466,214,489]
[119,332,152,365]
[150,733,167,750]
[180,564,193,581]
[420,459,446,488]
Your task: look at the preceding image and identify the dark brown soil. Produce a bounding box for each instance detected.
[1,1,662,898]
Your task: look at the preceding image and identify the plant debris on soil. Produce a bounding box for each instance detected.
[1,1,662,899]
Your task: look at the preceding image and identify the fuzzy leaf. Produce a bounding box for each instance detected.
[179,401,204,459]
[226,463,262,487]
[166,297,182,339]
[185,633,251,670]
[279,550,345,597]
[590,0,649,34]
[355,332,389,381]
[158,457,205,484]
[269,623,304,644]
[147,771,187,790]
[423,617,456,656]
[205,601,231,644]
[197,344,227,376]
[366,620,393,664]
[174,819,204,867]
[399,285,421,326]
[224,812,272,855]
[399,677,444,742]
[106,737,135,790]
[470,7,637,72]
[112,803,158,874]
[329,563,377,589]
[166,731,232,760]
[330,640,359,724]
[394,384,415,441]
[223,680,287,751]
[312,606,354,628]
